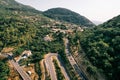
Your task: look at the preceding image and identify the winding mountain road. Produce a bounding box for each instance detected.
[44,53,70,80]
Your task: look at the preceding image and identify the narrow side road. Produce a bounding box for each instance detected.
[8,55,31,80]
[0,53,31,80]
[64,38,88,80]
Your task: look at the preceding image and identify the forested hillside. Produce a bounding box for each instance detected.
[79,15,120,80]
[0,0,79,79]
[0,0,47,50]
[43,8,95,27]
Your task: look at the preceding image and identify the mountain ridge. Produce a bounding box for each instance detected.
[43,7,95,27]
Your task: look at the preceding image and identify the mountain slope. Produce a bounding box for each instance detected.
[0,0,50,50]
[100,15,120,28]
[43,8,95,27]
[79,15,120,80]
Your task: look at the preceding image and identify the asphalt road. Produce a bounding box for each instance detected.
[0,53,31,80]
[44,53,70,80]
[64,38,88,80]
[45,54,57,80]
[1,54,31,80]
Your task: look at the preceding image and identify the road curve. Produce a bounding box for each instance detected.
[45,53,70,80]
[45,54,57,80]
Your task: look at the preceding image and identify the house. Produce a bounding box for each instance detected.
[44,35,53,41]
[21,50,32,58]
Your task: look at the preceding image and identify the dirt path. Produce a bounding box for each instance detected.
[40,60,46,80]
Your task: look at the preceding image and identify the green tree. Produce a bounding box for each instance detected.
[0,61,9,80]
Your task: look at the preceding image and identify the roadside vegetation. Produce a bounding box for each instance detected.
[35,62,42,80]
[58,39,80,80]
[68,32,99,80]
[53,59,65,80]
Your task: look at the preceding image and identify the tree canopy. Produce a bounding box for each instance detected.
[80,16,120,80]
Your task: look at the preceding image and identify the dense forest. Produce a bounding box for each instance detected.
[79,15,120,80]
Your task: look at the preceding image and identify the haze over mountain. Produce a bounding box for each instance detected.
[43,8,95,27]
[92,20,103,25]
